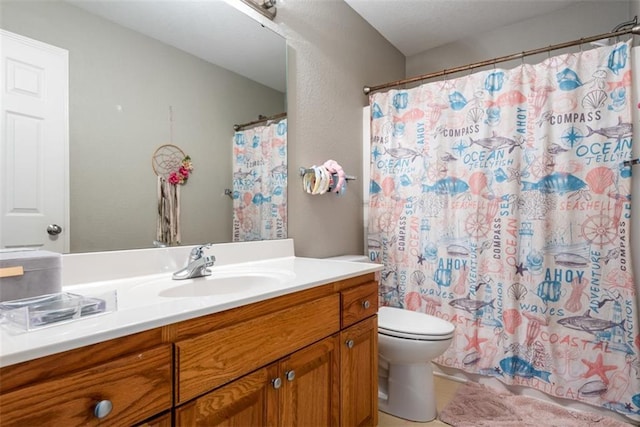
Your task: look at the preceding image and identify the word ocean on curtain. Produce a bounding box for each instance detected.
[232,118,287,241]
[368,41,639,421]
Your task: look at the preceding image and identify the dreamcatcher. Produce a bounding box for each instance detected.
[152,144,193,185]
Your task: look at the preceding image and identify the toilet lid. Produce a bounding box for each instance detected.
[378,306,455,340]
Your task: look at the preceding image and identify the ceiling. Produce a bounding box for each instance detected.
[344,0,585,56]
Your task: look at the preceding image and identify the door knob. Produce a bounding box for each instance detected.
[47,224,62,235]
[345,339,355,349]
[362,300,371,309]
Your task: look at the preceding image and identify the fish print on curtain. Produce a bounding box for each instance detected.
[368,40,639,421]
[232,118,287,241]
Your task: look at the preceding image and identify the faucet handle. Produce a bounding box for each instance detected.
[190,243,213,259]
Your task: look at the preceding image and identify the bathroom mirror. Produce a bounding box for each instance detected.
[0,0,287,253]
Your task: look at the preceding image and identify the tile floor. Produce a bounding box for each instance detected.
[377,375,460,426]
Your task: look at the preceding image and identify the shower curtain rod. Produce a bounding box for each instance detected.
[363,25,640,95]
[233,112,287,131]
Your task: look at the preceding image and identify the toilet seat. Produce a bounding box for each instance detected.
[378,306,454,341]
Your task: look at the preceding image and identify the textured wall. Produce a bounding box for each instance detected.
[275,0,405,257]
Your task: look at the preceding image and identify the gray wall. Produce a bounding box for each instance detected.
[1,1,285,253]
[277,0,405,257]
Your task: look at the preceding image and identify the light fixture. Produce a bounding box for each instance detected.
[240,0,277,20]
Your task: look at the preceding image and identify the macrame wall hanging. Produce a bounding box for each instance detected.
[151,107,193,246]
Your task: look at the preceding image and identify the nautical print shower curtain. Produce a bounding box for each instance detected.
[368,40,640,420]
[232,118,287,241]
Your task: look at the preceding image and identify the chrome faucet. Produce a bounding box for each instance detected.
[172,244,216,280]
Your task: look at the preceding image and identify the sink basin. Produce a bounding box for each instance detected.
[158,272,288,298]
[118,268,297,306]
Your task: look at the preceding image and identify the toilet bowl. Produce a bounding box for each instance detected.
[324,255,455,421]
[378,306,455,422]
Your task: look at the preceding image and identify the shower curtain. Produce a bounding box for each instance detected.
[232,118,287,241]
[368,40,640,420]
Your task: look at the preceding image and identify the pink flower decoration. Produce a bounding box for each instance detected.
[168,172,181,185]
[166,155,194,186]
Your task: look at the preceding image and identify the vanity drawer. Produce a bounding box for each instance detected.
[0,345,172,426]
[341,281,378,328]
[175,293,340,404]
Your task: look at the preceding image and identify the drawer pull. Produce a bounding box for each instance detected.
[362,300,371,309]
[272,377,282,389]
[94,400,113,419]
[285,370,296,381]
[345,339,355,349]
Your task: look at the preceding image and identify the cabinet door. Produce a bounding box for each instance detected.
[176,363,282,427]
[340,316,378,427]
[280,335,340,426]
[174,363,279,427]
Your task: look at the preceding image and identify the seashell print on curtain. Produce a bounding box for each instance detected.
[368,40,639,422]
[232,118,287,241]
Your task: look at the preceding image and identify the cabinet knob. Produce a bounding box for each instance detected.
[285,370,296,381]
[94,400,113,419]
[345,339,355,349]
[272,377,282,389]
[362,300,371,309]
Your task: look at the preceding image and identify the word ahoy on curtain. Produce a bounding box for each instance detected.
[367,40,639,422]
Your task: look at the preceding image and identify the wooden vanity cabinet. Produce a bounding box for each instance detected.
[0,273,378,427]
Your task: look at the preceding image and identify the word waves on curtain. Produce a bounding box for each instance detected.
[232,118,287,241]
[368,40,639,421]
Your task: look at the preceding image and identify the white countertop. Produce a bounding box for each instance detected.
[0,240,381,367]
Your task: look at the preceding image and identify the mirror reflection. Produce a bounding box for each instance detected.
[0,0,287,253]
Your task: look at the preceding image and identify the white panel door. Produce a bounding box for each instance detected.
[0,30,69,252]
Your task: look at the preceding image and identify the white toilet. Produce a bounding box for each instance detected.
[324,255,455,422]
[378,306,455,422]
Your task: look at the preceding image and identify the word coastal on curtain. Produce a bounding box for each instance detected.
[368,40,639,420]
[232,118,287,241]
